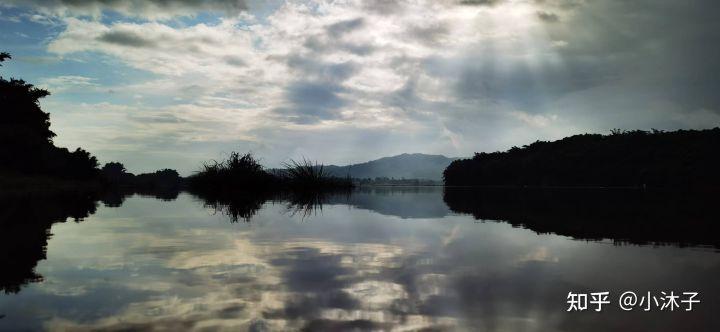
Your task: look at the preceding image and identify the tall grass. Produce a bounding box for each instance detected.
[189,152,353,195]
[281,158,353,191]
[188,152,354,222]
[188,152,277,194]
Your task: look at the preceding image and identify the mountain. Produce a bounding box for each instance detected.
[323,153,457,181]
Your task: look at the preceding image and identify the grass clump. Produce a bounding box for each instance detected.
[189,152,353,195]
[188,152,354,222]
[280,158,353,191]
[188,152,277,194]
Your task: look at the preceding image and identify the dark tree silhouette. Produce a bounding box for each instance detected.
[134,168,183,195]
[187,152,353,221]
[0,52,99,179]
[444,129,720,188]
[0,52,10,65]
[0,77,55,143]
[102,161,127,174]
[188,152,353,195]
[101,161,132,184]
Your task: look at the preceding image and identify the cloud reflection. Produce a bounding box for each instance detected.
[0,190,719,331]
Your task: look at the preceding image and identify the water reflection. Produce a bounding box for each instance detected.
[0,192,98,294]
[443,187,720,248]
[326,187,451,219]
[0,188,718,331]
[203,187,450,223]
[0,189,178,294]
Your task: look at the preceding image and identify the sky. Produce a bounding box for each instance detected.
[1,0,718,175]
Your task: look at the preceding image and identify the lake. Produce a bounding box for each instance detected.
[0,187,718,331]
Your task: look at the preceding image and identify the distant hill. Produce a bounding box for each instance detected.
[324,153,457,181]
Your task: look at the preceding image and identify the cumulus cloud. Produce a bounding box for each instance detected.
[542,0,720,114]
[98,30,155,47]
[0,0,247,19]
[326,17,364,38]
[360,0,406,15]
[275,81,348,123]
[536,11,559,22]
[48,18,260,76]
[459,0,504,5]
[39,75,97,92]
[8,0,718,172]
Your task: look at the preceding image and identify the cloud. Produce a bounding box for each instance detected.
[458,0,503,5]
[286,82,345,111]
[361,0,406,15]
[326,17,364,38]
[285,56,359,83]
[223,55,246,67]
[540,0,720,114]
[0,0,248,19]
[40,75,97,92]
[48,18,259,76]
[405,21,451,46]
[275,81,348,124]
[302,35,375,56]
[536,11,559,22]
[297,16,376,56]
[16,0,720,171]
[98,30,155,47]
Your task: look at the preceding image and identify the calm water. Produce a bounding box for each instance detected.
[1,188,719,331]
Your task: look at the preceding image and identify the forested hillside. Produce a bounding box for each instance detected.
[444,129,720,188]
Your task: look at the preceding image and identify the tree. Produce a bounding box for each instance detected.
[0,78,55,143]
[102,162,127,175]
[0,52,99,179]
[444,129,720,188]
[0,52,10,65]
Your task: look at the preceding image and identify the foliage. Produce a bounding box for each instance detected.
[188,152,353,197]
[0,52,9,65]
[187,152,278,194]
[443,128,720,188]
[102,162,127,175]
[100,162,183,198]
[187,153,352,222]
[280,158,353,191]
[0,52,99,179]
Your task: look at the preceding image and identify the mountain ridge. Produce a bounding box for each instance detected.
[323,153,458,181]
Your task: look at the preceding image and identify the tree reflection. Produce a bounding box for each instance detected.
[0,192,99,293]
[443,187,720,249]
[0,187,182,293]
